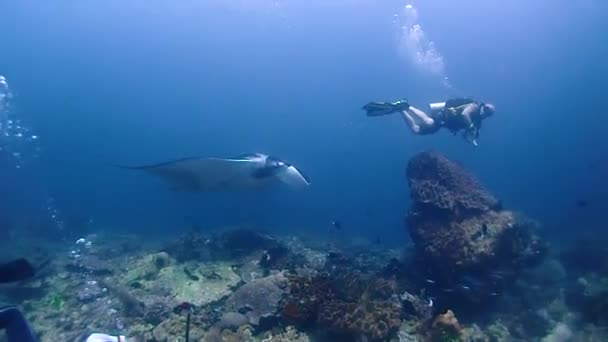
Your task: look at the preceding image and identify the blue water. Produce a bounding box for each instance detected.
[1,0,607,244]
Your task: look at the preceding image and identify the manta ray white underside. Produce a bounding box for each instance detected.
[119,153,310,192]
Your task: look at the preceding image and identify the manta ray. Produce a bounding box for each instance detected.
[118,153,310,192]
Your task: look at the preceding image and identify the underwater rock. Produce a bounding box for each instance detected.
[99,279,145,317]
[234,253,266,283]
[215,312,250,330]
[407,151,501,217]
[152,315,206,342]
[225,272,288,326]
[119,253,241,307]
[284,237,327,270]
[76,280,107,303]
[65,254,113,276]
[164,232,212,262]
[259,245,306,272]
[261,325,310,342]
[213,228,281,259]
[406,151,546,276]
[565,274,608,325]
[206,312,252,342]
[139,294,174,326]
[399,291,433,322]
[541,322,573,342]
[207,324,255,342]
[234,245,305,283]
[126,252,172,281]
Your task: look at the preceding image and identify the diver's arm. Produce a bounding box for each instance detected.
[462,129,478,146]
[460,103,479,129]
[461,103,480,146]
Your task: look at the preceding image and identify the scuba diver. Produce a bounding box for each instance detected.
[0,258,38,342]
[363,98,496,146]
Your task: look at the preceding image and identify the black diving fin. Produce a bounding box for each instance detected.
[362,100,409,116]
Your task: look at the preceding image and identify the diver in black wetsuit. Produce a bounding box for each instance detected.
[363,98,496,146]
[0,258,38,342]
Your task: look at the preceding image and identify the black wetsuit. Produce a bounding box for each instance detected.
[0,259,38,342]
[0,306,38,342]
[424,98,479,135]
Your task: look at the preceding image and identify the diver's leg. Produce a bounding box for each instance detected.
[400,111,422,134]
[407,106,435,126]
[0,306,37,342]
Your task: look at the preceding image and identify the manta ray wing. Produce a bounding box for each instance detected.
[123,157,266,192]
[276,165,311,189]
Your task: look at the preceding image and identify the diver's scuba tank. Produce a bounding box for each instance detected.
[429,102,446,114]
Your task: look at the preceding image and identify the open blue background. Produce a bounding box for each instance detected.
[1,0,606,244]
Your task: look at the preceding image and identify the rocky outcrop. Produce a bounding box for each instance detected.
[224,272,288,326]
[406,151,545,276]
[407,151,501,217]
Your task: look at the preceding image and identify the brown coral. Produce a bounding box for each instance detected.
[430,310,463,341]
[318,299,401,341]
[407,151,500,218]
[281,274,334,324]
[406,151,545,275]
[409,210,518,273]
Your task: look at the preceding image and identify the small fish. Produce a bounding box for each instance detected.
[331,220,342,230]
[460,285,471,291]
[183,267,200,281]
[489,271,505,280]
[373,236,382,245]
[203,271,223,280]
[425,279,436,284]
[441,288,455,293]
[576,200,588,208]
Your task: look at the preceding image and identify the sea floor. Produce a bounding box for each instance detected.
[1,228,607,342]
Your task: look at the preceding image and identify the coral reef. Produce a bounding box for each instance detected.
[406,151,546,276]
[318,298,401,341]
[6,225,606,342]
[151,315,206,341]
[282,264,402,341]
[429,310,462,342]
[406,151,501,217]
[261,325,310,342]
